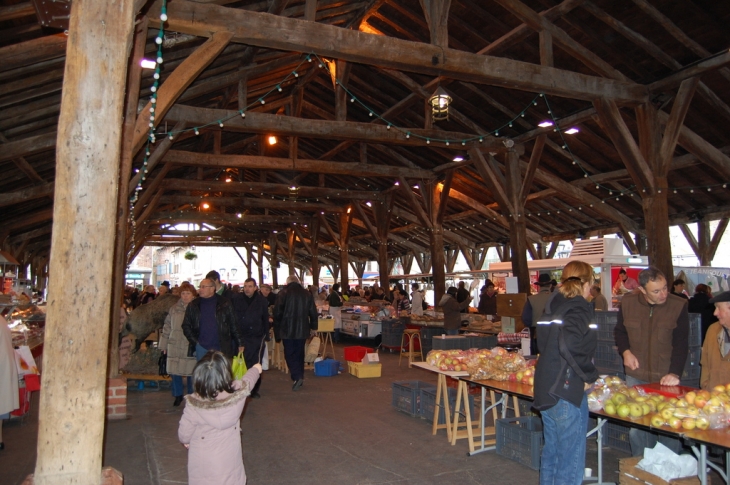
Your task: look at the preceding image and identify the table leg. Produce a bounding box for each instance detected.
[432,374,453,442]
[467,389,505,456]
[450,380,475,452]
[584,418,610,485]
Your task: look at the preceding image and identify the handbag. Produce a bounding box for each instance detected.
[231,351,248,380]
[158,352,168,377]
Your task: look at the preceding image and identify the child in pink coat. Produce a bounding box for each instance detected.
[179,350,261,485]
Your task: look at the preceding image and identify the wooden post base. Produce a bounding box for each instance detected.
[24,467,123,485]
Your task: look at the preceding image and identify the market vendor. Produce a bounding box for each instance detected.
[700,291,730,391]
[614,267,689,456]
[438,287,471,335]
[612,268,639,295]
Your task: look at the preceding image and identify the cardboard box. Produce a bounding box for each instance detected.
[362,352,380,364]
[317,317,335,332]
[618,457,702,485]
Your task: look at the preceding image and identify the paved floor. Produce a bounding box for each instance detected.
[0,340,667,485]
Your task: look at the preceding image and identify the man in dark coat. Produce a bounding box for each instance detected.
[233,278,271,398]
[456,281,470,313]
[273,275,318,391]
[181,278,244,360]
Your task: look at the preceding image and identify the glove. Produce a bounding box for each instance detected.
[252,363,263,373]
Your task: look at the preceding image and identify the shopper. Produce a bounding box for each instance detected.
[614,267,689,456]
[411,283,425,316]
[206,270,234,299]
[259,283,277,307]
[179,351,262,485]
[139,284,157,305]
[671,279,689,300]
[589,285,608,311]
[438,287,471,335]
[273,275,318,391]
[689,283,718,343]
[160,282,198,406]
[456,281,470,313]
[327,283,344,343]
[522,274,553,326]
[233,278,270,398]
[392,288,411,315]
[0,315,19,451]
[533,261,598,485]
[700,291,730,390]
[181,278,244,361]
[477,283,498,315]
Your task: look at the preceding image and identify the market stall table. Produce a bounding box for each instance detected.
[410,362,471,443]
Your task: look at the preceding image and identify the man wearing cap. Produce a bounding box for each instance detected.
[700,291,730,390]
[614,267,689,455]
[259,283,277,307]
[521,274,553,328]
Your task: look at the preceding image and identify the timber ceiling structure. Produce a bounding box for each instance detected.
[1,0,730,277]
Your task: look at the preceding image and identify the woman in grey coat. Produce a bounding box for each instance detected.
[160,282,198,406]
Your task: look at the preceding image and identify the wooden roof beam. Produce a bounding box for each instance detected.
[162,178,379,200]
[163,150,434,179]
[152,0,647,103]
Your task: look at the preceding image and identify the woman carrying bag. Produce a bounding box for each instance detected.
[533,261,598,485]
[160,282,198,406]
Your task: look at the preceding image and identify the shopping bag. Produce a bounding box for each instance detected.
[14,345,39,376]
[262,342,269,371]
[231,351,247,380]
[158,352,168,377]
[305,336,320,363]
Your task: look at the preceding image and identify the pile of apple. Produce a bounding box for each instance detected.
[425,348,534,384]
[595,380,730,431]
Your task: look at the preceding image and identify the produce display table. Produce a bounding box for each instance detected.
[411,362,470,443]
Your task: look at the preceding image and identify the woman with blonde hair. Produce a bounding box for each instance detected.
[160,282,199,406]
[533,261,598,485]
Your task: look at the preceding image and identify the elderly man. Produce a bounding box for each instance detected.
[182,278,243,360]
[614,267,689,456]
[259,283,277,307]
[273,275,318,391]
[700,291,730,390]
[521,274,553,327]
[590,285,608,311]
[233,278,270,398]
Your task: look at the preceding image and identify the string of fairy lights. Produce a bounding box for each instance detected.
[129,8,726,256]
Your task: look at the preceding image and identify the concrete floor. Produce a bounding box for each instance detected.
[2,340,645,485]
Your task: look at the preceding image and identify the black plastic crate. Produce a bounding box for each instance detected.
[593,342,624,373]
[496,416,544,471]
[594,311,618,342]
[604,422,631,453]
[420,387,478,425]
[680,378,700,389]
[688,313,702,347]
[432,336,471,350]
[392,381,431,417]
[685,346,701,368]
[468,335,498,349]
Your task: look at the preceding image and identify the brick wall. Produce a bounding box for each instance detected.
[106,377,127,420]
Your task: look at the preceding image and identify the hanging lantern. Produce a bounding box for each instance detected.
[428,86,452,121]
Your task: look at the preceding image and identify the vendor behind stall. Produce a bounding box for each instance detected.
[438,287,471,335]
[700,291,730,391]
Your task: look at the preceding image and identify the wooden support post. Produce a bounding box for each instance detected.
[33,0,136,482]
[286,228,296,276]
[270,235,279,287]
[257,241,265,285]
[310,216,320,289]
[373,195,392,296]
[246,243,253,279]
[338,209,353,289]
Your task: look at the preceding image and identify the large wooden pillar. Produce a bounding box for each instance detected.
[680,218,729,266]
[269,235,279,287]
[286,228,296,276]
[34,0,136,482]
[257,241,265,285]
[373,195,393,296]
[310,216,320,289]
[338,209,353,289]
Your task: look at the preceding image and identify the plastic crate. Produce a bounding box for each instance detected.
[392,380,431,416]
[496,416,544,470]
[420,386,451,424]
[313,359,340,377]
[344,346,374,362]
[468,335,498,349]
[685,346,701,367]
[432,336,471,350]
[605,422,631,453]
[682,366,701,381]
[593,343,624,373]
[680,378,700,389]
[688,313,702,347]
[381,319,405,334]
[518,398,535,417]
[349,362,382,378]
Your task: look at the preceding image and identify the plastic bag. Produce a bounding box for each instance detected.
[232,351,247,380]
[262,342,269,371]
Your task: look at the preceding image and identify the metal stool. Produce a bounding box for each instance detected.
[399,328,424,367]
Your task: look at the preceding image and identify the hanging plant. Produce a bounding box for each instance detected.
[184,251,198,261]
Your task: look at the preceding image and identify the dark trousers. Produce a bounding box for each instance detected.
[242,335,266,394]
[283,338,306,381]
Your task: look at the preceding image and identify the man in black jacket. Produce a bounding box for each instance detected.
[273,275,318,391]
[233,278,270,398]
[181,278,243,360]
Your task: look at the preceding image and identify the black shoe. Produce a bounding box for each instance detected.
[173,396,183,406]
[292,379,303,391]
[251,391,261,399]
